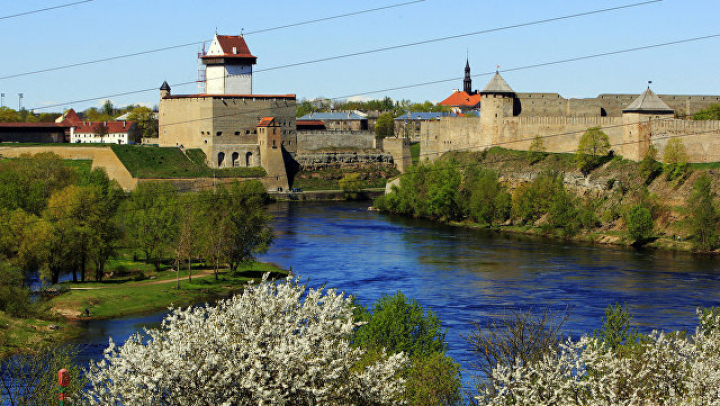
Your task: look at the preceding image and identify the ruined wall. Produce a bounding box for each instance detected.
[295,152,393,170]
[381,138,412,173]
[297,130,376,152]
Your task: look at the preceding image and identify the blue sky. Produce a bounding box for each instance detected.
[1,0,719,112]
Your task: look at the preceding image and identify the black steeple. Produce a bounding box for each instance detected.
[463,58,473,94]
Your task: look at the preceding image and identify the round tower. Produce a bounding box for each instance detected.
[621,85,675,161]
[159,81,171,99]
[479,71,515,125]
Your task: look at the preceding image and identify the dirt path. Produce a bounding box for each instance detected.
[69,269,216,290]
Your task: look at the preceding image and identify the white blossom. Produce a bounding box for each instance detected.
[479,309,720,406]
[83,274,408,405]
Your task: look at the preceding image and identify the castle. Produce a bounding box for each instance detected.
[158,34,296,189]
[423,63,720,163]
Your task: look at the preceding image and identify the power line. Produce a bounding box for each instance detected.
[254,0,663,74]
[28,31,720,113]
[0,0,425,81]
[0,0,94,21]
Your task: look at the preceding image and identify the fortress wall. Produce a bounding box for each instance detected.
[212,144,261,168]
[211,98,296,153]
[158,97,213,148]
[513,94,720,118]
[421,117,481,161]
[651,119,720,162]
[500,116,624,154]
[297,131,376,152]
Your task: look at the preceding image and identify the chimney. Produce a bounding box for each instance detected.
[123,120,126,128]
[233,46,237,54]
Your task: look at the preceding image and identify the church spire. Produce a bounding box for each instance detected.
[463,58,473,94]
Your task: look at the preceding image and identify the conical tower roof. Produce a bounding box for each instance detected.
[481,72,514,94]
[623,87,674,114]
[160,81,171,91]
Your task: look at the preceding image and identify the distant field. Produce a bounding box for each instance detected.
[111,145,267,179]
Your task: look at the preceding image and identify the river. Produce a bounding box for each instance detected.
[70,200,720,388]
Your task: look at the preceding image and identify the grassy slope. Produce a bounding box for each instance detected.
[111,145,266,179]
[46,262,286,320]
[0,312,81,358]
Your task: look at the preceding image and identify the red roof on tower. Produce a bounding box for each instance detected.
[201,35,257,62]
[439,91,482,108]
[257,117,276,127]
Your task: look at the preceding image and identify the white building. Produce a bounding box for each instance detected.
[71,120,138,144]
[202,34,256,95]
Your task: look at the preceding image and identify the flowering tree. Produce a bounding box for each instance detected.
[83,275,408,405]
[478,309,720,405]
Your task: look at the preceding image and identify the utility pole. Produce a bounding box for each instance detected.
[18,93,23,110]
[0,93,4,107]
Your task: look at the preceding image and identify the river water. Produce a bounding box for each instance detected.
[70,200,720,387]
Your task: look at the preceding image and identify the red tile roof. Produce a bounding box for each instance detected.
[439,91,482,108]
[296,120,325,126]
[74,121,135,134]
[60,109,83,126]
[0,122,69,128]
[256,117,276,127]
[202,35,257,62]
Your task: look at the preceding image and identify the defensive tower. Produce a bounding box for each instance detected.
[201,34,257,95]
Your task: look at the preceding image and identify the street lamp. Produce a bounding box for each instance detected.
[18,93,23,111]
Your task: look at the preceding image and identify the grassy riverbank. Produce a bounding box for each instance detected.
[46,262,286,320]
[1,262,286,358]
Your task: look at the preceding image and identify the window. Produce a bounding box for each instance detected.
[216,131,222,136]
[235,131,240,136]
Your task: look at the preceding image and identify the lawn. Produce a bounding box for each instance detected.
[111,145,266,179]
[47,262,286,320]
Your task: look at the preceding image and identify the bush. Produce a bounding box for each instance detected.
[576,127,610,173]
[84,275,408,405]
[477,309,720,405]
[512,172,565,225]
[638,144,663,184]
[625,204,654,245]
[465,168,511,226]
[0,262,33,317]
[663,138,689,181]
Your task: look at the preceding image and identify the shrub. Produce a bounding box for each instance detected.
[84,275,408,405]
[663,138,689,181]
[638,144,663,184]
[465,168,511,226]
[576,127,610,173]
[625,204,654,245]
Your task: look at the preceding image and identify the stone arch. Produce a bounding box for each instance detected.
[246,152,253,167]
[231,152,239,167]
[217,152,225,168]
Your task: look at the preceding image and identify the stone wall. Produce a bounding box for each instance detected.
[514,93,720,118]
[295,152,393,171]
[651,119,720,163]
[297,130,375,152]
[381,138,412,173]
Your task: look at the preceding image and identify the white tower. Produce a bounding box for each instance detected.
[201,34,257,95]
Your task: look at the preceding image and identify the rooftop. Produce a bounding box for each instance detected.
[439,91,482,108]
[623,87,675,114]
[481,72,515,94]
[395,112,455,120]
[298,112,367,120]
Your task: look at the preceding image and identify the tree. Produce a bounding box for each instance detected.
[127,106,158,140]
[0,106,20,123]
[83,275,408,405]
[687,173,718,251]
[638,144,663,185]
[528,135,547,164]
[693,103,720,120]
[102,99,115,117]
[576,126,610,173]
[223,181,274,273]
[466,168,511,226]
[93,122,109,143]
[465,308,569,400]
[403,352,462,406]
[172,193,200,286]
[1,345,84,406]
[124,182,180,272]
[339,173,363,200]
[375,112,395,138]
[625,204,654,245]
[663,137,689,181]
[354,291,446,357]
[593,303,644,353]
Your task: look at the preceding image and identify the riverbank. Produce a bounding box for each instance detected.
[1,262,287,358]
[376,147,720,254]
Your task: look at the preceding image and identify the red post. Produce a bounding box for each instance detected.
[58,368,69,406]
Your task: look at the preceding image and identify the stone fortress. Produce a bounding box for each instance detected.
[422,62,720,163]
[158,33,296,189]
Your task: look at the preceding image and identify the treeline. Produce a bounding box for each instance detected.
[0,153,272,318]
[376,157,720,251]
[296,96,450,117]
